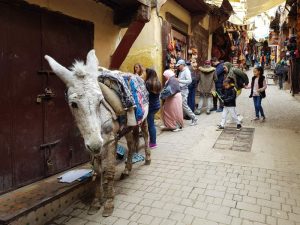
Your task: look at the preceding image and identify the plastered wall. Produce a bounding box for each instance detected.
[26,0,121,68]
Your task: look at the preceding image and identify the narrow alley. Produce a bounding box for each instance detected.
[49,70,300,225]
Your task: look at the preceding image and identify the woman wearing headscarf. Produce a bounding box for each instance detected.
[160,69,184,132]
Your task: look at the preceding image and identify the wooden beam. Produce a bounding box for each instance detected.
[109,4,150,69]
[109,21,146,69]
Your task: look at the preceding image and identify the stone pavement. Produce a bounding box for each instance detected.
[49,70,300,225]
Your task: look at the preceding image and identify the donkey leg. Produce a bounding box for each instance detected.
[88,156,103,215]
[141,120,151,165]
[132,126,140,153]
[121,131,134,179]
[103,140,116,217]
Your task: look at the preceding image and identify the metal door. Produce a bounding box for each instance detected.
[0,2,45,192]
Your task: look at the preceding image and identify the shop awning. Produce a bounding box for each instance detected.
[246,0,285,18]
[224,21,249,31]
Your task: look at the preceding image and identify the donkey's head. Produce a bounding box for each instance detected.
[45,50,104,155]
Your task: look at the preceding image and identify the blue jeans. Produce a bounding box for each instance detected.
[147,110,159,144]
[187,80,197,112]
[253,96,265,118]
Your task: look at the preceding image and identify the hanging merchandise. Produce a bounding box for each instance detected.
[287,35,297,59]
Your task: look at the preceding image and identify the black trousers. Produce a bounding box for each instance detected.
[213,89,224,109]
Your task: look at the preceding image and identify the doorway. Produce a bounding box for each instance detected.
[0,1,94,193]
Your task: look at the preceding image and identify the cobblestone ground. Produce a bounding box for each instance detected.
[49,70,300,225]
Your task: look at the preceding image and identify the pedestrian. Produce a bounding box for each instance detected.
[160,69,184,132]
[176,59,198,126]
[223,62,249,96]
[176,50,183,62]
[211,57,225,112]
[134,63,145,80]
[145,69,162,149]
[245,54,251,70]
[260,53,266,69]
[195,60,217,115]
[274,59,288,90]
[187,58,199,113]
[249,66,267,122]
[217,79,242,131]
[266,53,270,67]
[251,54,256,67]
[168,56,177,72]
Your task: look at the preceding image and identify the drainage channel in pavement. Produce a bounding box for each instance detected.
[213,127,255,152]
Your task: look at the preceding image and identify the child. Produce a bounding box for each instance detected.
[249,66,267,121]
[217,79,242,131]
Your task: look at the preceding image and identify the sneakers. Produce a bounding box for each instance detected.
[237,115,244,123]
[206,111,211,115]
[172,128,183,132]
[210,108,217,112]
[194,109,201,115]
[237,124,242,131]
[216,108,223,113]
[160,125,166,129]
[217,125,224,130]
[190,117,198,126]
[252,117,266,122]
[149,143,157,149]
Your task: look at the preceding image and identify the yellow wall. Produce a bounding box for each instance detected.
[199,15,210,31]
[120,0,192,77]
[25,0,121,68]
[120,9,163,76]
[160,0,192,34]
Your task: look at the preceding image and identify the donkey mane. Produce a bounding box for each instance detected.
[70,60,94,78]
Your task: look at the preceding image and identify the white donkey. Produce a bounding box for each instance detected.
[44,50,150,217]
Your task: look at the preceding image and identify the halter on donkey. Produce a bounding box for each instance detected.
[44,50,150,217]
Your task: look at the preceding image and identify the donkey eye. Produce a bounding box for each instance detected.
[71,102,78,109]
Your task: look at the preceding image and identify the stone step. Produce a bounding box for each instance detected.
[0,164,94,225]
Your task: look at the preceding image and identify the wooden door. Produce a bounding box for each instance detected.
[0,2,45,192]
[41,11,93,175]
[0,1,93,193]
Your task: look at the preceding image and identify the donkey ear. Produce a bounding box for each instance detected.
[86,49,99,72]
[44,55,74,87]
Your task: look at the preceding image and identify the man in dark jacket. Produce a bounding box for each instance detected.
[217,79,242,131]
[212,57,224,112]
[275,60,288,90]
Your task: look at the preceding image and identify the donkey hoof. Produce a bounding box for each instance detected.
[120,173,129,180]
[145,159,151,165]
[102,207,114,217]
[87,205,100,215]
